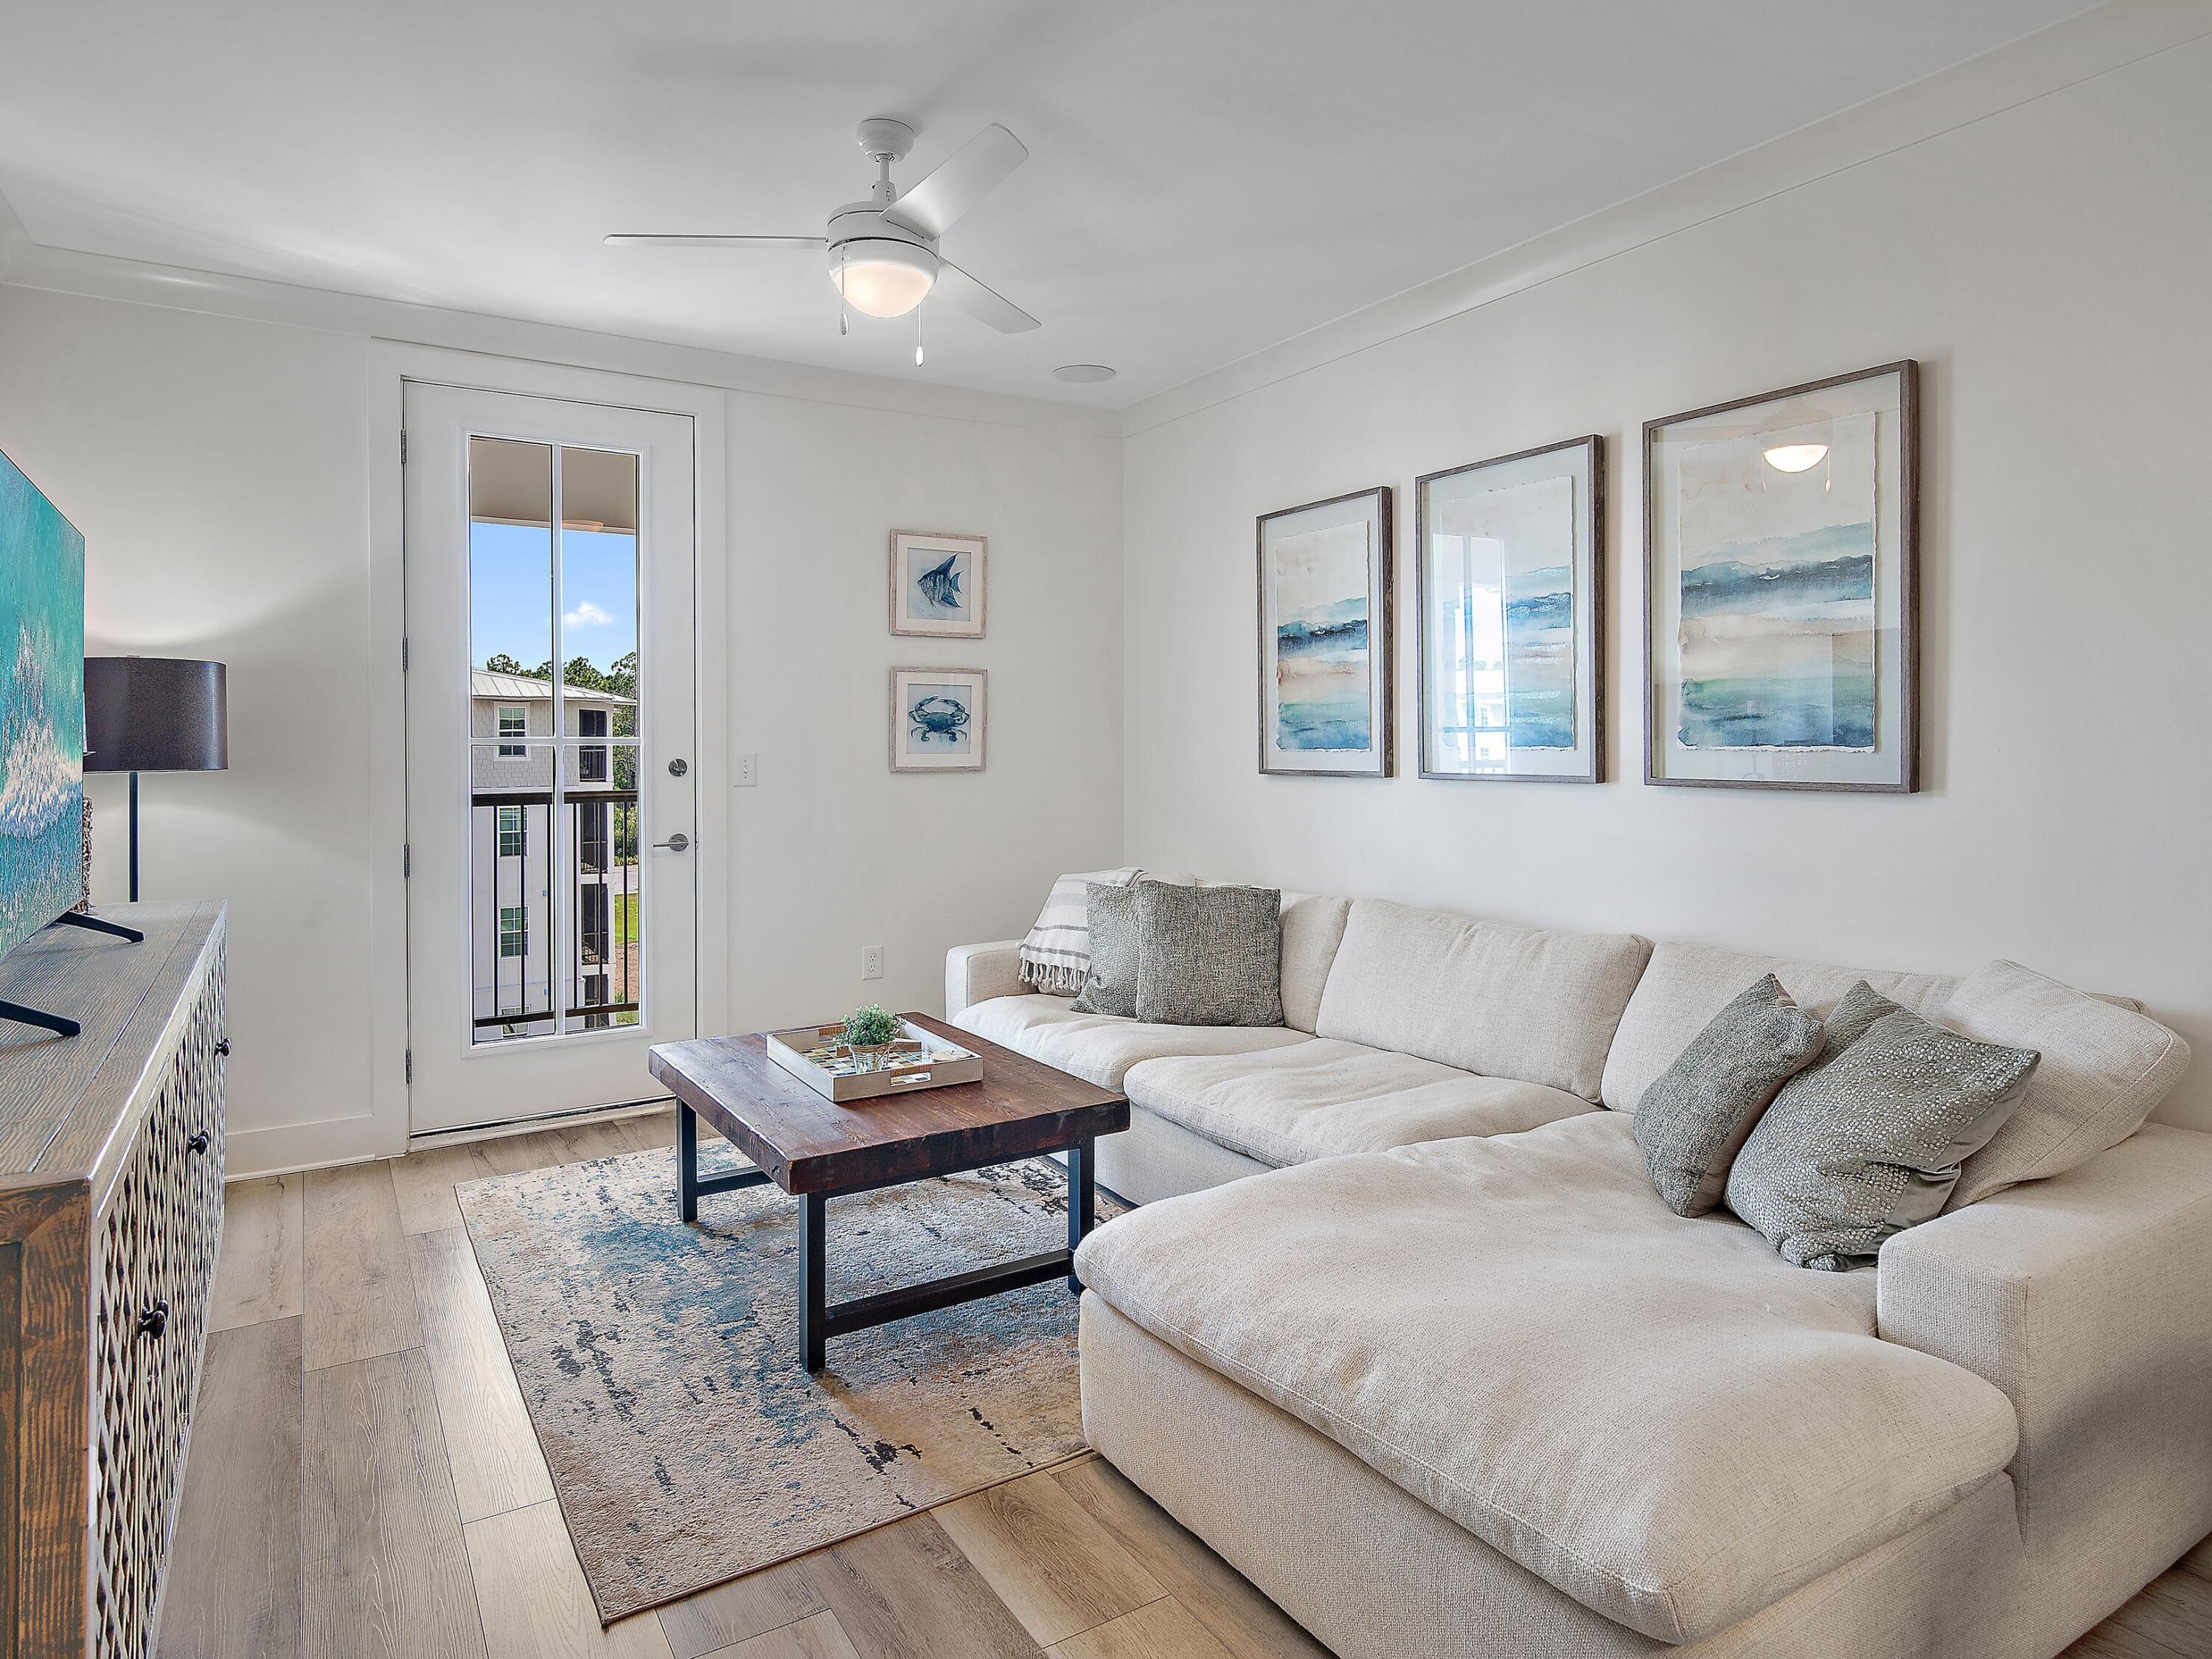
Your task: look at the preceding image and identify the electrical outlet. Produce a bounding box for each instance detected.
[735,753,758,787]
[861,945,885,981]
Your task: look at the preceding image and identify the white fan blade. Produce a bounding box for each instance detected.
[883,125,1028,240]
[931,260,1040,333]
[604,234,826,248]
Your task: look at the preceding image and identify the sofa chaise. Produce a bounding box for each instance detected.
[945,894,2212,1659]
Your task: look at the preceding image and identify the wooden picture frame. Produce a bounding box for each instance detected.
[1416,435,1604,784]
[890,666,987,772]
[889,531,987,639]
[1644,361,1919,793]
[1256,486,1394,778]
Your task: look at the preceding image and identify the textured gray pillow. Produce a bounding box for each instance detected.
[1725,982,2041,1270]
[1135,880,1284,1027]
[1632,975,1823,1217]
[1071,883,1141,1018]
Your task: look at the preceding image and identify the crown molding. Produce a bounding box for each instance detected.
[0,185,29,282]
[1119,0,2212,438]
[0,232,1119,438]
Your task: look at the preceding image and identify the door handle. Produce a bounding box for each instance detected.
[654,832,691,852]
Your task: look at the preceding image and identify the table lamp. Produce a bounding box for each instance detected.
[83,656,228,902]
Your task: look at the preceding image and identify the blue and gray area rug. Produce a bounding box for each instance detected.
[456,1147,1121,1622]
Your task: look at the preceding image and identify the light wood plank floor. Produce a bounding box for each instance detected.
[162,1110,2212,1659]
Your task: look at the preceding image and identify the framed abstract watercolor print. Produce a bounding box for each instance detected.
[1644,361,1919,792]
[1416,436,1603,784]
[890,666,986,772]
[890,530,986,639]
[1256,486,1393,778]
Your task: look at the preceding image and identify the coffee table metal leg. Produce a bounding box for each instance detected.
[678,1102,699,1222]
[1068,1136,1096,1294]
[800,1191,828,1372]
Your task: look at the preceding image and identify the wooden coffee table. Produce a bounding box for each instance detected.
[646,1014,1130,1372]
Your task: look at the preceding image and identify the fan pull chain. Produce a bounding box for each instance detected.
[839,302,849,338]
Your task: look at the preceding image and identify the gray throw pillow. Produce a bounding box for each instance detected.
[1725,982,2041,1270]
[1071,883,1141,1018]
[1632,975,1823,1217]
[1135,880,1284,1027]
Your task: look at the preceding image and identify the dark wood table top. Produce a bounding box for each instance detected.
[647,1013,1128,1196]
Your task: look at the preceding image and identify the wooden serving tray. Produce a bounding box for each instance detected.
[764,1020,984,1103]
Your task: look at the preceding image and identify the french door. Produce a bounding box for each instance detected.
[402,383,698,1134]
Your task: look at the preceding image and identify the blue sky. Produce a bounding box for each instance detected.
[470,523,638,672]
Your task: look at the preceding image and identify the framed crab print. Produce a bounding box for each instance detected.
[891,666,987,772]
[1645,361,1919,791]
[1257,485,1394,777]
[890,530,987,639]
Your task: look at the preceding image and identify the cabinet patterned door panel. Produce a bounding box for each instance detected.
[88,949,226,1659]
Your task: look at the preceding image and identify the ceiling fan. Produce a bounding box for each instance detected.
[607,118,1039,336]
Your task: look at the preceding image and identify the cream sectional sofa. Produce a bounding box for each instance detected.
[945,894,2212,1659]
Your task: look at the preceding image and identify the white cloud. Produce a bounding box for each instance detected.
[563,600,613,629]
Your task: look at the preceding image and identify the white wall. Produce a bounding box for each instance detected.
[0,291,380,1165]
[1119,35,2212,1131]
[725,393,1120,1036]
[0,282,1119,1173]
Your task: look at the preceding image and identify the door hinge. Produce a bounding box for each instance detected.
[401,636,410,672]
[400,429,408,464]
[405,1049,413,1085]
[403,844,411,879]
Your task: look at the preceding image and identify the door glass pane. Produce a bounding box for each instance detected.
[463,438,643,1043]
[556,447,641,1032]
[468,439,555,1044]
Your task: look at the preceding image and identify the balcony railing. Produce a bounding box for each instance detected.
[471,788,640,1037]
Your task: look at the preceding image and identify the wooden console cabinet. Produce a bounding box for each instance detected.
[0,903,226,1659]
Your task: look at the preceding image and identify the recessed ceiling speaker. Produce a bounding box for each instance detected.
[1052,364,1116,383]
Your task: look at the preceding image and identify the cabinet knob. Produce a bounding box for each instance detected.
[187,1130,210,1155]
[215,1038,231,1057]
[135,1299,170,1340]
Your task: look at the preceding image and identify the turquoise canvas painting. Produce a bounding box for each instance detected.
[1674,413,1877,752]
[1271,521,1372,751]
[0,451,86,959]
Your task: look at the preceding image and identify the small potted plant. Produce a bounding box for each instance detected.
[842,1004,902,1054]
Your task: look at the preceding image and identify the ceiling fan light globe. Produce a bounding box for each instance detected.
[831,240,937,319]
[1762,442,1829,473]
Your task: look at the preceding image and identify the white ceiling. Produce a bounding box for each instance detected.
[0,0,2098,408]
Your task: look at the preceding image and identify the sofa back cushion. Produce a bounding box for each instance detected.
[1942,959,2191,1208]
[1601,942,1957,1115]
[1278,892,1351,1033]
[1314,899,1652,1100]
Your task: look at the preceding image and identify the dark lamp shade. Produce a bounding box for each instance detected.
[83,657,228,773]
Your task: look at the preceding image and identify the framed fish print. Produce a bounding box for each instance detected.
[1645,361,1919,792]
[891,666,986,772]
[1256,486,1394,777]
[1416,436,1603,784]
[890,530,986,638]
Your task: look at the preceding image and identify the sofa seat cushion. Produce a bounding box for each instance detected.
[1123,1040,1594,1168]
[1074,1112,2019,1645]
[950,995,1309,1090]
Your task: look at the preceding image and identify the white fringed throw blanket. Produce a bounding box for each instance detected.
[1019,867,1140,993]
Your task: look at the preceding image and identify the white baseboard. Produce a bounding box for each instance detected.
[225,1097,675,1180]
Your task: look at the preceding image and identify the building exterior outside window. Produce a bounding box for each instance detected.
[468,667,639,1039]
